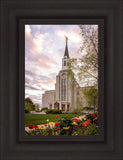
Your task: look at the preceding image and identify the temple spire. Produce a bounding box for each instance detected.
[64,36,69,58]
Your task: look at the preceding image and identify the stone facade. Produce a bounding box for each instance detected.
[42,38,88,112]
[42,90,55,109]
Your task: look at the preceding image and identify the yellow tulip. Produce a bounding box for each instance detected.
[49,122,55,125]
[84,118,86,121]
[38,125,44,129]
[63,126,70,130]
[72,122,78,125]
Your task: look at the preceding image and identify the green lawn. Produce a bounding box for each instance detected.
[25,113,84,127]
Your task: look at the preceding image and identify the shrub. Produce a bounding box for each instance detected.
[25,109,29,113]
[84,123,98,135]
[72,129,82,136]
[53,109,62,114]
[46,109,62,114]
[41,107,48,112]
[46,109,53,114]
[62,112,69,114]
[35,109,40,112]
[25,101,35,111]
[35,104,40,112]
[73,112,78,114]
[82,106,94,111]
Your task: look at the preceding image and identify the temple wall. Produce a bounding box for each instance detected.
[42,90,55,109]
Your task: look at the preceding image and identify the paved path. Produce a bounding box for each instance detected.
[30,111,46,114]
[72,115,86,120]
[25,114,86,132]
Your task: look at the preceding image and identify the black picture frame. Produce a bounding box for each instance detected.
[0,0,122,160]
[22,20,104,141]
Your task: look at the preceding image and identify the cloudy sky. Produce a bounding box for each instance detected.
[25,25,96,106]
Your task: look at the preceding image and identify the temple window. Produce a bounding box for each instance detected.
[61,78,66,101]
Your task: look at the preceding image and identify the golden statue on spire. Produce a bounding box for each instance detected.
[65,36,68,43]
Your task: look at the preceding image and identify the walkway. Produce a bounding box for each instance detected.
[30,111,46,114]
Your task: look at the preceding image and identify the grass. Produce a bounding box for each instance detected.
[81,107,94,111]
[25,113,84,127]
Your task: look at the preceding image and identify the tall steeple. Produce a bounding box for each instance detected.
[62,36,70,70]
[64,36,69,58]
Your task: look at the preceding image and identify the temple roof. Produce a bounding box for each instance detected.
[64,41,69,58]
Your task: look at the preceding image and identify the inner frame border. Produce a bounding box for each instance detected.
[19,19,104,142]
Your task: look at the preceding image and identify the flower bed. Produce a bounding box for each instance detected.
[25,112,98,136]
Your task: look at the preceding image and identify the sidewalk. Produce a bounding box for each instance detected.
[72,115,86,120]
[30,111,46,114]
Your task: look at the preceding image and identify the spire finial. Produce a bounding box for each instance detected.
[64,35,69,58]
[65,36,68,43]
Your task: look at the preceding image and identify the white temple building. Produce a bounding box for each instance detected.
[42,37,88,112]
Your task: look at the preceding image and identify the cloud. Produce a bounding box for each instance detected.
[25,84,40,91]
[25,25,56,62]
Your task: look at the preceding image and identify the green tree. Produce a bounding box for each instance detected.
[25,97,35,111]
[82,86,98,108]
[68,25,98,85]
[35,104,40,112]
[25,97,33,104]
[68,25,98,110]
[79,25,98,84]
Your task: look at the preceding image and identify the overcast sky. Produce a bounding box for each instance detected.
[25,25,97,106]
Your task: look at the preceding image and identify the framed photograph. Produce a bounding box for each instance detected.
[0,0,122,160]
[24,24,101,136]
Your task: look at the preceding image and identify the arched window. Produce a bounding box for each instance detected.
[62,73,66,77]
[64,61,66,66]
[61,73,66,101]
[61,78,66,101]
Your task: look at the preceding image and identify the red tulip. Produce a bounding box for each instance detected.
[55,122,60,126]
[57,127,60,130]
[82,123,86,127]
[28,125,34,129]
[91,114,95,118]
[74,118,78,122]
[87,120,91,123]
[44,124,47,126]
[34,125,38,129]
[56,116,59,118]
[82,120,92,127]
